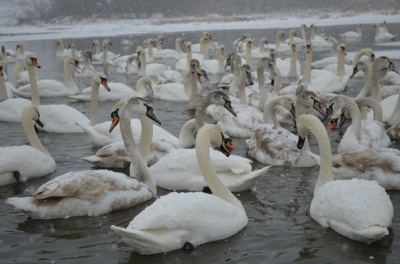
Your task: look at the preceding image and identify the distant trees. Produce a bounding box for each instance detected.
[6,0,400,25]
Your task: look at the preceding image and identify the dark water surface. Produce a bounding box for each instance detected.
[1,22,400,263]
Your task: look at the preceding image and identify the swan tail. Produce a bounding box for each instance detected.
[111,225,187,255]
[226,166,271,192]
[9,86,31,98]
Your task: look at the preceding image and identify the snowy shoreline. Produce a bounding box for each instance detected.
[0,12,399,43]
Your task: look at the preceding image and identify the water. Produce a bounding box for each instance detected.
[1,22,400,263]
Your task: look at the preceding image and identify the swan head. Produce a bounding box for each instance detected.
[23,105,44,128]
[295,83,326,117]
[93,72,110,91]
[109,97,161,133]
[305,42,312,53]
[337,43,347,56]
[102,39,112,48]
[91,40,100,48]
[65,56,80,69]
[242,64,254,86]
[0,64,3,76]
[323,95,354,124]
[56,39,64,47]
[296,114,320,149]
[25,53,41,69]
[208,91,237,117]
[84,50,92,62]
[219,133,235,157]
[199,124,235,157]
[157,35,165,44]
[350,61,367,78]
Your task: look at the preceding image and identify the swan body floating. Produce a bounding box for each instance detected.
[296,114,393,244]
[0,105,56,186]
[6,98,161,219]
[340,23,363,39]
[111,124,248,255]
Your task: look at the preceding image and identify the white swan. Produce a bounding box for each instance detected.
[6,97,160,219]
[276,40,301,79]
[175,41,193,72]
[92,39,120,65]
[154,36,185,59]
[201,44,225,75]
[309,24,335,50]
[137,46,168,77]
[0,105,56,186]
[81,90,237,169]
[12,54,96,133]
[246,95,317,167]
[374,23,397,42]
[111,124,248,255]
[249,37,269,59]
[13,56,80,97]
[0,64,14,100]
[296,114,393,244]
[75,50,96,78]
[325,95,391,153]
[340,23,363,39]
[269,31,290,54]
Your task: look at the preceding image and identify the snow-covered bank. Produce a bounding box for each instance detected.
[0,12,399,43]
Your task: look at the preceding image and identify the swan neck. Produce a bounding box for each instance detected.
[288,45,297,78]
[196,129,244,210]
[257,65,268,111]
[186,69,198,110]
[120,109,156,193]
[371,59,382,101]
[194,95,212,131]
[0,73,7,101]
[89,79,100,126]
[308,118,334,194]
[263,99,279,125]
[63,59,76,90]
[218,51,225,72]
[175,40,182,54]
[337,49,345,77]
[22,112,50,157]
[345,98,362,138]
[237,68,247,104]
[303,49,312,84]
[27,63,40,106]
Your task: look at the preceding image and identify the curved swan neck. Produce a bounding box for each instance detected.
[89,79,100,126]
[337,46,346,77]
[371,59,382,102]
[355,63,372,99]
[185,67,199,110]
[120,108,156,193]
[302,115,333,194]
[27,61,40,106]
[237,67,247,104]
[355,97,382,122]
[22,110,50,157]
[263,97,281,125]
[0,72,7,101]
[196,125,244,210]
[341,96,362,138]
[352,49,369,66]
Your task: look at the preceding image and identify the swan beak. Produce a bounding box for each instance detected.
[389,62,399,74]
[290,103,296,117]
[101,78,110,91]
[35,117,44,128]
[329,118,338,130]
[370,54,375,62]
[297,136,305,149]
[145,104,161,125]
[220,133,235,157]
[109,109,120,133]
[224,100,237,117]
[0,65,3,76]
[350,67,359,78]
[74,60,80,69]
[31,57,41,69]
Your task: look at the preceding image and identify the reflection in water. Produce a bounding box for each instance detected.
[0,23,400,263]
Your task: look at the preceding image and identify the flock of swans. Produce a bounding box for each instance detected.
[0,20,400,255]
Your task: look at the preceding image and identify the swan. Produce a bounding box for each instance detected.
[56,39,77,58]
[135,59,200,102]
[175,41,193,72]
[6,97,160,219]
[340,23,363,39]
[249,37,269,59]
[154,36,185,59]
[276,40,301,79]
[13,56,80,97]
[92,39,120,65]
[0,105,56,186]
[13,54,98,133]
[144,38,156,63]
[1,45,16,64]
[70,74,140,101]
[374,23,397,42]
[0,64,15,100]
[269,31,290,54]
[309,24,335,50]
[285,27,306,45]
[296,114,393,244]
[351,60,388,99]
[16,42,32,61]
[201,44,225,75]
[111,124,248,255]
[81,90,237,169]
[246,95,317,167]
[324,95,391,153]
[75,50,96,78]
[137,46,168,77]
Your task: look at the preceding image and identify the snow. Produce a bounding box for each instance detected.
[0,12,399,43]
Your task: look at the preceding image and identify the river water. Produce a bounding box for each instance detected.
[1,22,400,263]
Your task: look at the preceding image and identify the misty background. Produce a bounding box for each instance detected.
[1,0,399,26]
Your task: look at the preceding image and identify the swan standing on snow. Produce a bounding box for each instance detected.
[0,105,56,186]
[296,114,393,244]
[6,98,161,219]
[13,56,80,97]
[111,124,248,255]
